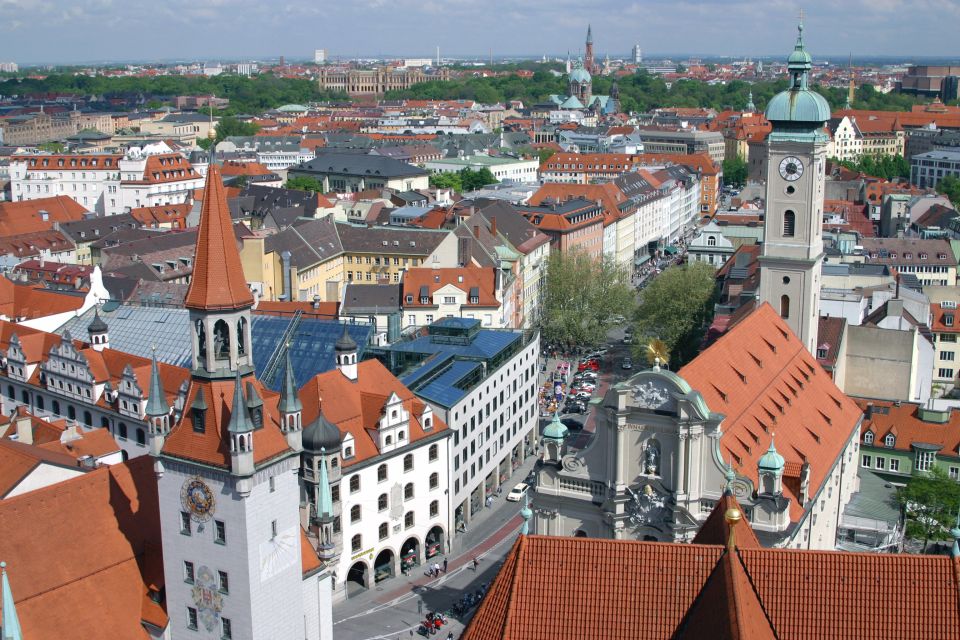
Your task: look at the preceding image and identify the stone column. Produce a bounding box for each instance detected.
[675,433,687,499]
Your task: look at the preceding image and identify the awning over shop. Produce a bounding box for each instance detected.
[664,246,679,255]
[635,254,652,266]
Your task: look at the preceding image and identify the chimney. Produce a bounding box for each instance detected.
[281,250,292,301]
[15,415,33,445]
[864,403,874,420]
[78,455,98,470]
[473,225,480,239]
[490,216,497,237]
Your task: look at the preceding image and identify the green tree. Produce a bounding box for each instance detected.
[285,176,324,192]
[898,466,960,552]
[632,261,717,368]
[429,172,463,193]
[540,250,636,348]
[937,175,960,207]
[214,115,259,143]
[460,167,497,191]
[835,154,910,181]
[722,155,748,187]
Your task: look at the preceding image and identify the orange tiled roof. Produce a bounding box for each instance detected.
[0,277,85,320]
[856,398,960,454]
[184,164,254,311]
[0,456,165,639]
[401,266,499,308]
[464,498,960,640]
[529,182,630,226]
[679,303,863,522]
[0,437,83,497]
[298,359,446,468]
[161,375,291,469]
[125,153,200,185]
[0,196,88,237]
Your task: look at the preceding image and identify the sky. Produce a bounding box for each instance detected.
[1,0,959,65]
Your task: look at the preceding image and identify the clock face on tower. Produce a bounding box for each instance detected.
[779,156,804,181]
[181,477,216,522]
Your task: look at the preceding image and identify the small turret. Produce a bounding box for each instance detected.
[745,90,756,113]
[145,349,171,475]
[1,561,22,640]
[227,370,254,478]
[279,349,303,452]
[87,308,109,351]
[758,434,785,496]
[519,494,533,535]
[541,412,568,464]
[335,324,358,381]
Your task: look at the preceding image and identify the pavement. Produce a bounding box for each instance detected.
[332,456,538,640]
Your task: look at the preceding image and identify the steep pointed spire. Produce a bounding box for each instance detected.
[315,447,334,524]
[279,348,302,415]
[1,562,23,640]
[145,347,170,418]
[184,164,254,311]
[227,368,253,434]
[586,24,593,45]
[745,90,756,113]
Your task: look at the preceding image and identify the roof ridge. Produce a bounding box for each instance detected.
[499,535,526,637]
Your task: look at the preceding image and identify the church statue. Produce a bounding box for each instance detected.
[644,441,660,475]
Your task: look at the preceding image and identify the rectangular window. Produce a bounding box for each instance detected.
[215,520,226,545]
[180,512,191,535]
[269,476,276,492]
[890,459,900,472]
[861,454,871,467]
[221,618,232,640]
[875,457,885,470]
[271,520,278,539]
[184,561,195,583]
[187,607,198,630]
[218,570,229,594]
[916,450,935,472]
[939,368,954,379]
[941,351,955,361]
[950,467,959,480]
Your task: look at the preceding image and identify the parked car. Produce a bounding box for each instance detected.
[574,383,596,392]
[574,391,592,400]
[562,418,584,432]
[506,483,529,502]
[564,402,586,414]
[622,357,633,370]
[623,335,634,345]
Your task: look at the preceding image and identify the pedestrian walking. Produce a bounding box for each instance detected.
[443,558,448,573]
[433,562,440,577]
[472,557,479,571]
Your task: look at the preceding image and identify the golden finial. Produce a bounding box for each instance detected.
[724,508,742,551]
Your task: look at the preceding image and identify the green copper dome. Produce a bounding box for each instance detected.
[765,22,830,126]
[542,412,568,442]
[758,436,785,474]
[569,60,591,85]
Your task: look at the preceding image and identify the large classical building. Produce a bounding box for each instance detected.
[316,66,452,96]
[533,25,861,551]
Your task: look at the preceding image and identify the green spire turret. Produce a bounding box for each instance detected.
[1,561,23,640]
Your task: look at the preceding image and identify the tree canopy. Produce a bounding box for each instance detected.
[427,167,497,194]
[898,466,960,552]
[937,175,960,207]
[632,261,717,368]
[285,176,324,192]
[540,250,636,348]
[722,155,748,186]
[834,154,910,181]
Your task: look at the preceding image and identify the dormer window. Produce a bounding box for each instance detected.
[863,431,874,445]
[816,347,828,359]
[946,314,955,327]
[920,253,929,260]
[884,433,895,448]
[406,294,413,303]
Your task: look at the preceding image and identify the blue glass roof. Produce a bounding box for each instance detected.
[391,329,520,360]
[409,359,483,407]
[56,305,372,391]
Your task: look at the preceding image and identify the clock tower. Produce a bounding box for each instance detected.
[154,165,317,640]
[758,21,831,355]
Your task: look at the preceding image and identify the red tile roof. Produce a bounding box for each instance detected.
[0,456,165,639]
[184,164,255,311]
[857,398,960,455]
[464,497,960,640]
[0,276,86,320]
[679,303,863,522]
[401,267,500,309]
[298,359,446,468]
[0,196,88,237]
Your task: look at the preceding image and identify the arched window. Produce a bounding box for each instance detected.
[136,428,146,446]
[350,505,361,523]
[377,464,388,482]
[101,416,110,429]
[385,435,392,446]
[67,405,76,420]
[83,411,92,426]
[398,430,405,441]
[430,472,439,489]
[378,493,388,511]
[780,294,790,319]
[404,483,414,500]
[884,434,895,448]
[404,511,414,529]
[118,422,128,440]
[21,390,29,405]
[707,236,717,247]
[864,431,874,445]
[213,319,230,360]
[403,454,413,472]
[52,400,61,415]
[6,385,13,400]
[783,210,796,237]
[430,500,439,517]
[351,534,362,552]
[236,317,247,356]
[350,475,360,493]
[379,523,389,540]
[429,444,438,461]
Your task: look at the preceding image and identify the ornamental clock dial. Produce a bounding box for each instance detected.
[181,477,216,522]
[779,156,804,181]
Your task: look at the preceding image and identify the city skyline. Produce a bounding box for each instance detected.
[1,0,959,65]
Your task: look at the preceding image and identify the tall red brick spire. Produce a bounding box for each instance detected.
[184,164,254,311]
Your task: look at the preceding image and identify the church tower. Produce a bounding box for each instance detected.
[758,21,830,355]
[155,165,314,640]
[584,25,595,75]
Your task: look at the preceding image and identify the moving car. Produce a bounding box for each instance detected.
[622,357,633,370]
[506,483,529,502]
